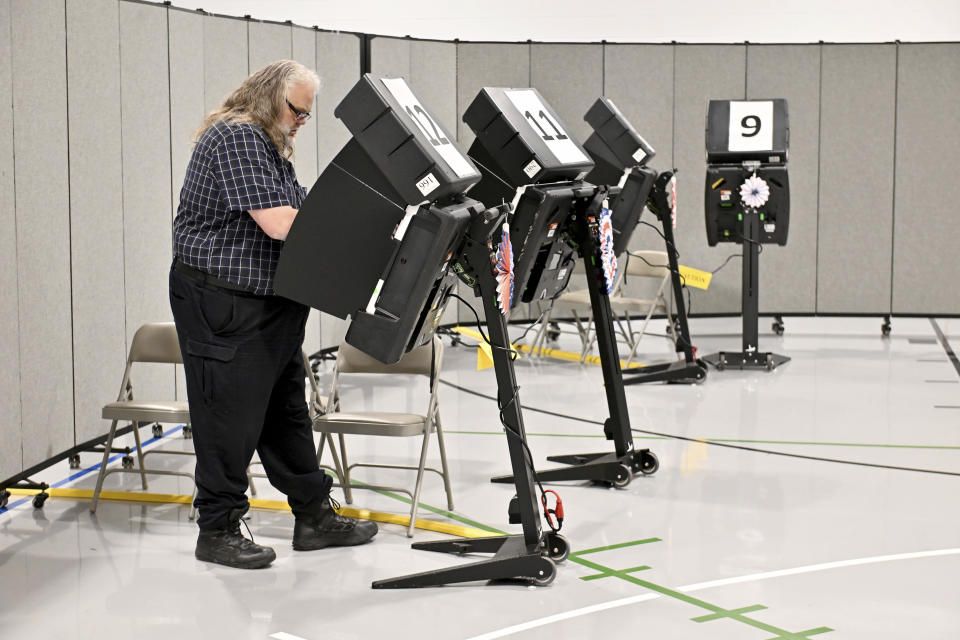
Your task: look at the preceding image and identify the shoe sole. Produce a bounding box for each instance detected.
[195,550,276,569]
[292,532,377,551]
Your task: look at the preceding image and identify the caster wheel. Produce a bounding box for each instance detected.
[0,490,10,509]
[543,533,570,563]
[182,425,193,440]
[33,493,48,509]
[765,354,774,371]
[531,558,558,587]
[717,356,727,371]
[696,364,707,382]
[151,424,163,438]
[772,321,784,335]
[881,324,891,337]
[121,455,134,470]
[640,451,659,475]
[613,464,633,488]
[69,454,81,470]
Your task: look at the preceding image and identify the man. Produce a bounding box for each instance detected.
[169,60,377,569]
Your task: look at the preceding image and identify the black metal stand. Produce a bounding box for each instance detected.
[491,195,658,488]
[373,214,565,589]
[702,209,789,371]
[623,174,707,385]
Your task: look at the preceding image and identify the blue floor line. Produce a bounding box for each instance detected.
[0,425,187,516]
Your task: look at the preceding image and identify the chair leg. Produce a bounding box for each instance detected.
[322,433,351,503]
[131,422,148,490]
[91,419,120,513]
[408,426,434,538]
[246,466,258,497]
[337,433,354,504]
[434,412,454,511]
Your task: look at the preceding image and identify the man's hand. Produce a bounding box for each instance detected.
[248,206,298,241]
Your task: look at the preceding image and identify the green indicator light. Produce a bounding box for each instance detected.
[737,213,742,221]
[723,229,730,237]
[760,213,765,221]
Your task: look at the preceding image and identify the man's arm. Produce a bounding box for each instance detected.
[249,206,298,241]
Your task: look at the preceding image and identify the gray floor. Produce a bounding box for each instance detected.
[1,316,958,639]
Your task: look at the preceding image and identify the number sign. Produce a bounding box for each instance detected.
[380,77,476,180]
[504,89,589,166]
[727,101,774,152]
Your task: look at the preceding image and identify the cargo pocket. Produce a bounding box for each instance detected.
[186,339,237,404]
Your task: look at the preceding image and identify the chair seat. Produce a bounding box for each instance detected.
[608,296,667,313]
[313,412,430,437]
[102,400,190,423]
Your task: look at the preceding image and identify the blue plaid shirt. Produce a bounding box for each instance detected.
[174,121,307,295]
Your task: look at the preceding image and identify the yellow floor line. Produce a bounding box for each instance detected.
[452,325,646,369]
[8,487,489,538]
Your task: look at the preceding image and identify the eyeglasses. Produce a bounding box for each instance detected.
[286,99,311,122]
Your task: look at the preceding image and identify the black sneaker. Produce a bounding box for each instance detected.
[195,519,276,569]
[293,497,378,550]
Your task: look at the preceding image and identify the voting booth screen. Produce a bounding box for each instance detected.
[274,74,481,364]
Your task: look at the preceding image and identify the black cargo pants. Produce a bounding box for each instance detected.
[169,262,332,531]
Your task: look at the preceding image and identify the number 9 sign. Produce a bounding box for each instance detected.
[727,101,774,152]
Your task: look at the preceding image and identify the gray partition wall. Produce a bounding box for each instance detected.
[674,45,747,315]
[5,2,960,482]
[0,0,22,479]
[817,44,897,313]
[893,43,960,315]
[68,0,127,444]
[748,45,822,314]
[11,0,75,473]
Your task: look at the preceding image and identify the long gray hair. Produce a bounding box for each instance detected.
[195,60,320,159]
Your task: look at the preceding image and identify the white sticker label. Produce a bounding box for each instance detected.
[381,77,477,179]
[631,148,647,164]
[546,222,558,238]
[523,159,541,178]
[416,172,439,196]
[727,101,774,152]
[557,267,568,280]
[504,89,589,166]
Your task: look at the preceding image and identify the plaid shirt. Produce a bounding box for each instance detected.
[174,121,306,295]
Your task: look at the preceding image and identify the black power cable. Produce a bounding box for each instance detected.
[438,378,960,479]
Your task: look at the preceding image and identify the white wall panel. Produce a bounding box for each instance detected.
[674,45,747,315]
[12,0,74,470]
[248,20,291,72]
[0,0,21,479]
[204,15,249,112]
[168,8,204,401]
[67,0,127,444]
[120,1,174,402]
[892,43,960,315]
[817,45,896,313]
[748,44,821,314]
[530,44,603,148]
[456,43,530,147]
[410,40,457,136]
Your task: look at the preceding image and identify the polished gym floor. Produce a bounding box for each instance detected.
[1,316,958,639]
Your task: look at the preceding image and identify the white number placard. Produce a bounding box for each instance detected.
[504,89,589,166]
[727,101,774,152]
[381,77,476,179]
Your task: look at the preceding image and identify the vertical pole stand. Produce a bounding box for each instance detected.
[702,209,789,371]
[491,198,659,488]
[373,218,565,589]
[623,174,707,384]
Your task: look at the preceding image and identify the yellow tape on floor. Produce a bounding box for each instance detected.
[7,488,490,538]
[452,325,645,369]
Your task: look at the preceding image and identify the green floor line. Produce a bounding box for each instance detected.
[580,565,651,581]
[371,484,834,638]
[568,554,833,639]
[571,537,661,555]
[442,429,960,451]
[692,604,767,622]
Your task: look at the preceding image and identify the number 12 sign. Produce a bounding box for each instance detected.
[727,101,774,152]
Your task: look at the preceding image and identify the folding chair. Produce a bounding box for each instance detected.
[532,250,676,365]
[313,335,453,537]
[91,322,196,517]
